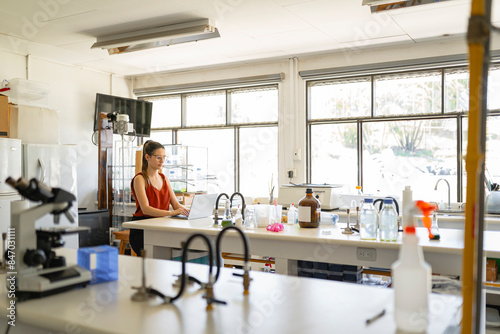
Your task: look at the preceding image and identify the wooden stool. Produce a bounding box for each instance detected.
[113,230,137,256]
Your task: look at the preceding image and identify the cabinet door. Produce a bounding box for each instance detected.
[0,138,22,195]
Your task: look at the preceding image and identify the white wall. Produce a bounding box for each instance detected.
[133,37,493,189]
[1,52,133,210]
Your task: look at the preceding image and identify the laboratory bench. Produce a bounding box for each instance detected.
[122,217,500,279]
[0,248,462,334]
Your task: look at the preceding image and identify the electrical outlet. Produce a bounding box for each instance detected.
[357,247,377,261]
[287,169,296,178]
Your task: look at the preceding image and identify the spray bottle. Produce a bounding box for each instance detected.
[391,197,432,333]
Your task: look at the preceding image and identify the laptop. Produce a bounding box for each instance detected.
[172,193,218,220]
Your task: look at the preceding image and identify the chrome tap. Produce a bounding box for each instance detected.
[214,193,230,225]
[215,226,252,295]
[434,179,452,210]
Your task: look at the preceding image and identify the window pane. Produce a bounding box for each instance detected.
[239,127,278,198]
[309,78,371,119]
[445,68,469,113]
[149,130,172,145]
[177,129,234,194]
[148,95,181,128]
[185,91,226,126]
[362,119,457,204]
[230,86,278,123]
[488,67,500,110]
[310,123,358,187]
[375,71,442,116]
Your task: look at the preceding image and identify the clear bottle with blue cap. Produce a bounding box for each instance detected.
[379,198,398,242]
[360,198,378,240]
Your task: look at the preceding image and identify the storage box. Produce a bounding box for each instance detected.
[0,95,9,137]
[77,245,118,284]
[487,259,498,282]
[5,78,50,108]
[10,105,60,144]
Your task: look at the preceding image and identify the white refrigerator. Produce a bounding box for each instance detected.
[0,138,22,234]
[23,143,79,249]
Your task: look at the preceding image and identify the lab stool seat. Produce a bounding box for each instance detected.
[113,230,137,256]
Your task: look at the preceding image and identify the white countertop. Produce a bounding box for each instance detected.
[123,217,500,257]
[0,249,461,334]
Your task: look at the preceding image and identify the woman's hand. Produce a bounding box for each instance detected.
[171,207,190,217]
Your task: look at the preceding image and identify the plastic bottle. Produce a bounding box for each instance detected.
[359,198,378,240]
[379,198,398,242]
[287,204,296,225]
[221,200,233,227]
[356,185,363,196]
[392,207,431,332]
[298,188,321,228]
[402,186,413,230]
[234,206,243,228]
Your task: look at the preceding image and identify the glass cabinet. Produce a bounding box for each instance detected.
[108,140,141,226]
[163,144,208,194]
[108,143,208,226]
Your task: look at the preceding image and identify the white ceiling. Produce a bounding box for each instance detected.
[0,0,497,76]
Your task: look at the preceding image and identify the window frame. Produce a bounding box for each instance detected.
[142,84,279,195]
[306,64,500,203]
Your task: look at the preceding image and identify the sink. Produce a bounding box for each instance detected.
[436,209,465,216]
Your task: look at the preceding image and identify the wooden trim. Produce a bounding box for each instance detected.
[221,253,275,265]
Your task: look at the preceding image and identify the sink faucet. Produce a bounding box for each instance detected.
[215,226,252,294]
[434,179,452,210]
[230,192,246,221]
[214,193,230,225]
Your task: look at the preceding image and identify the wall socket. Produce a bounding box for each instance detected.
[287,169,296,178]
[356,247,377,261]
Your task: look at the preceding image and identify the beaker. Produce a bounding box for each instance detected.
[245,206,256,230]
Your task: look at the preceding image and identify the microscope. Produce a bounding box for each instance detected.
[6,177,91,301]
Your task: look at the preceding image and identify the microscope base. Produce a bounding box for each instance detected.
[14,265,91,302]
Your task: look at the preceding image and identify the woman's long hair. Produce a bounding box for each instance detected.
[141,140,165,185]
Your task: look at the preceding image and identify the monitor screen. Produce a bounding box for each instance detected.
[93,93,153,137]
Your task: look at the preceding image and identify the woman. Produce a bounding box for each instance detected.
[129,140,189,255]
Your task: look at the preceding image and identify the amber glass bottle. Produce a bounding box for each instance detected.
[298,188,321,228]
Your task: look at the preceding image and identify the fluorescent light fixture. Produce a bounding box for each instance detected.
[91,18,220,55]
[362,0,404,5]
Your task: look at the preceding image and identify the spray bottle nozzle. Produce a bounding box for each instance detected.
[415,200,438,239]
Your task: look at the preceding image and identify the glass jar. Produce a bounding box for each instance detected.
[360,198,378,240]
[297,188,321,228]
[379,198,398,242]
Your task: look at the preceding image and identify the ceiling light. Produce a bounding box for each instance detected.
[362,0,405,5]
[91,19,220,55]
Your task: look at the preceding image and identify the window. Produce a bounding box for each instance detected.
[375,71,442,116]
[230,86,278,123]
[309,78,371,119]
[445,68,469,113]
[147,85,278,198]
[177,129,234,195]
[308,64,498,203]
[239,126,278,197]
[147,95,181,128]
[310,123,358,186]
[186,91,226,126]
[362,119,457,203]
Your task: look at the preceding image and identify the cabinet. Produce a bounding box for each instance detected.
[163,144,208,195]
[109,140,140,226]
[107,143,208,225]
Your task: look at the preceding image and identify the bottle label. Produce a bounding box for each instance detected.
[298,206,311,223]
